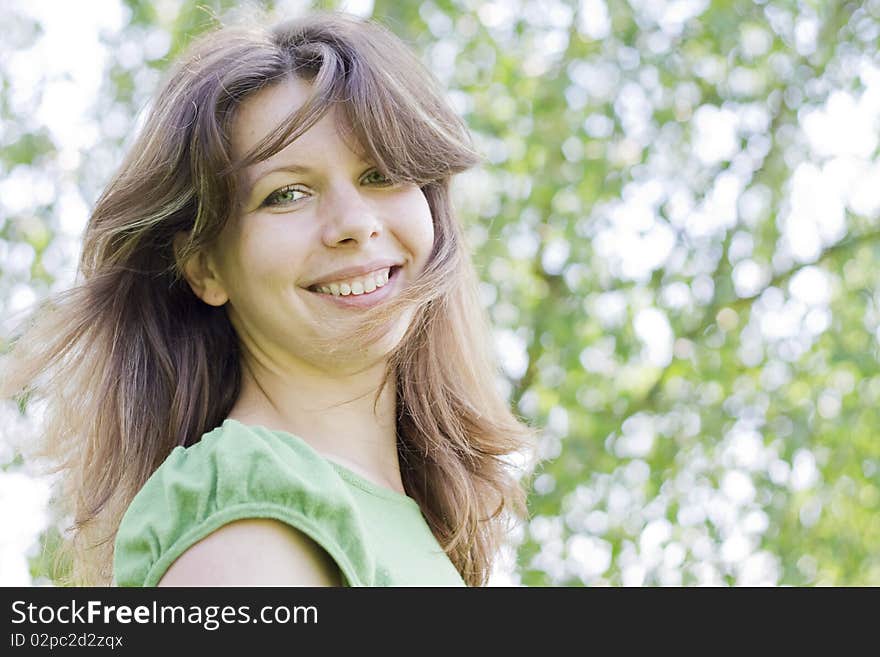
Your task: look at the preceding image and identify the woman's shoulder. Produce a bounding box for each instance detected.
[158,417,329,469]
[120,419,353,520]
[113,419,371,587]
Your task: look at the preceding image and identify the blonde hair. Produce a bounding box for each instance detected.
[0,10,538,586]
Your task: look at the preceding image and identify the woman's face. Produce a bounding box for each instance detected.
[191,76,435,372]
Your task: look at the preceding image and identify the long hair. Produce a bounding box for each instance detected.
[0,10,538,586]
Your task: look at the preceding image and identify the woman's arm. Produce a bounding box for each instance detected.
[156,518,343,586]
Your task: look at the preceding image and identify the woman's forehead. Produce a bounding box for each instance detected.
[232,79,370,179]
[230,77,315,156]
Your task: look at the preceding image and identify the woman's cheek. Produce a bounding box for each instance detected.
[399,195,435,250]
[240,232,296,278]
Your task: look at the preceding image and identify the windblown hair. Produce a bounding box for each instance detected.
[0,10,538,586]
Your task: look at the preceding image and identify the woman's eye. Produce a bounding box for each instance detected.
[263,186,306,207]
[261,170,392,209]
[364,169,393,185]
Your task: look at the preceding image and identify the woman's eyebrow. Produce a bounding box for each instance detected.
[243,163,312,200]
[248,163,311,189]
[246,159,373,195]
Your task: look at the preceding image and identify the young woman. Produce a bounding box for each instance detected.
[1,10,537,587]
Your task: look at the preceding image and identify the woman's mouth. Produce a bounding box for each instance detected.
[305,265,403,308]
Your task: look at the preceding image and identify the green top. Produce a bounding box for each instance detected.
[112,419,465,587]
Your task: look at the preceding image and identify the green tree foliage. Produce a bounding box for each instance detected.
[2,0,878,585]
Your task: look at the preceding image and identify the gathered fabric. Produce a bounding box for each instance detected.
[113,419,465,587]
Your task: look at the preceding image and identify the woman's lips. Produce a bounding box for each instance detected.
[306,265,401,308]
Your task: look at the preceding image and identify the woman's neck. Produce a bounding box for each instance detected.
[225,353,405,495]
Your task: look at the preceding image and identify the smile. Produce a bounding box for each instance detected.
[311,266,394,296]
[306,265,402,308]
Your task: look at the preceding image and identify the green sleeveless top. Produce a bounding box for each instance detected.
[112,419,465,587]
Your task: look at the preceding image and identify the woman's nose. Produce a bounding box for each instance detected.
[321,186,383,246]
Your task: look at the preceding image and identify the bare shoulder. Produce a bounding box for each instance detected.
[157,518,343,586]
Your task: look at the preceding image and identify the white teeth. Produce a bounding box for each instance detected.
[316,267,393,297]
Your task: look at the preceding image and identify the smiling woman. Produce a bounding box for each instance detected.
[0,9,539,587]
[180,75,436,373]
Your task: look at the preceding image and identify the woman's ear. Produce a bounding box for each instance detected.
[172,232,229,306]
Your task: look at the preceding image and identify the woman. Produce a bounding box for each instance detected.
[1,10,537,587]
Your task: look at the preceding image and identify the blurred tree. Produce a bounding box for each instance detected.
[1,0,879,586]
